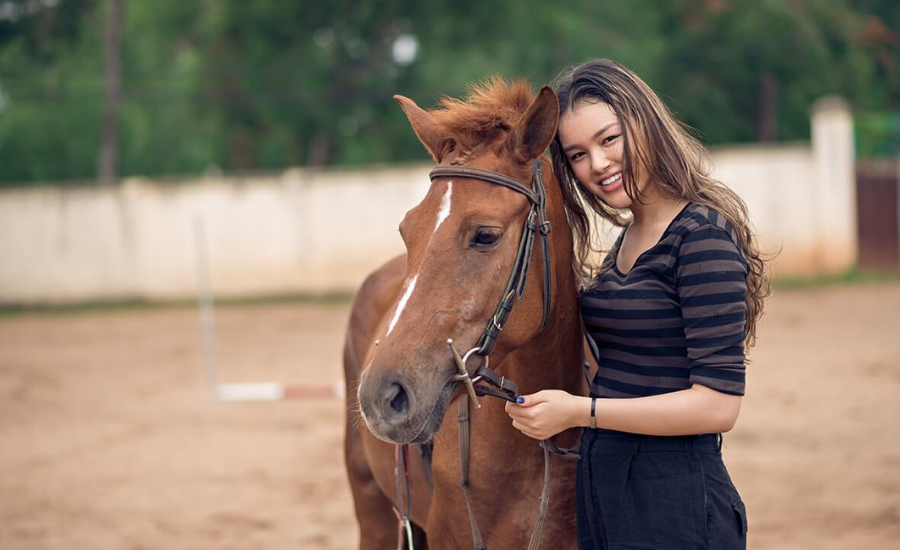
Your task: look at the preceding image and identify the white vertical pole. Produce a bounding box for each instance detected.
[811,97,857,274]
[194,215,220,398]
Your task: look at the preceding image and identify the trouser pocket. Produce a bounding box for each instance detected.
[732,499,748,535]
[700,452,747,549]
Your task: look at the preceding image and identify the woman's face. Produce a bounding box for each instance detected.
[558,100,648,209]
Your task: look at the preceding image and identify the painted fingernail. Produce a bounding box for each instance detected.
[516,397,525,404]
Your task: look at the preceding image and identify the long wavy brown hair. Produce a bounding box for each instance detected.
[549,59,770,348]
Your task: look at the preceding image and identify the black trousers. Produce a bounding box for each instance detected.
[576,428,748,550]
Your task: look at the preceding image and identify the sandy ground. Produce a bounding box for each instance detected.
[1,283,899,550]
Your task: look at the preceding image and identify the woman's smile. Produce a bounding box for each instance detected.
[599,172,623,191]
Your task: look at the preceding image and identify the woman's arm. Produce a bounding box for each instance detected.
[504,384,741,440]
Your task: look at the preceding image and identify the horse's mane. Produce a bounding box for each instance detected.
[430,78,535,160]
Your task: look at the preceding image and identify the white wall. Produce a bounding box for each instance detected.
[710,144,822,277]
[0,99,856,304]
[0,166,432,303]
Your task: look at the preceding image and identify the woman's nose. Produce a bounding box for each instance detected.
[590,150,610,174]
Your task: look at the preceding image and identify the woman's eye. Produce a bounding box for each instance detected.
[570,152,584,161]
[471,227,502,249]
[603,134,620,145]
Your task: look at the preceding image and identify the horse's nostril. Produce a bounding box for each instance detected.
[387,383,409,415]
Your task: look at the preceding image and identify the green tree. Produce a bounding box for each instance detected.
[0,0,897,185]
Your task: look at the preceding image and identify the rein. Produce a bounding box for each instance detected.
[395,158,578,550]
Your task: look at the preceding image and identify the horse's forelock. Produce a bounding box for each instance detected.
[429,78,536,156]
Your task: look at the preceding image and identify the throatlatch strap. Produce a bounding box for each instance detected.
[533,159,552,332]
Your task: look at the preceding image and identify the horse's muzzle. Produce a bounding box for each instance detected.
[358,372,419,442]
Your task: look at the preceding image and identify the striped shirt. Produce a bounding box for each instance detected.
[582,202,749,398]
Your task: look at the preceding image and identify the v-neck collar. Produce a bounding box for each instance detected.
[611,201,693,277]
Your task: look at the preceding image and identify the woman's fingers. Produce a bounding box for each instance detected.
[510,411,549,439]
[515,390,548,407]
[507,403,539,422]
[507,392,569,440]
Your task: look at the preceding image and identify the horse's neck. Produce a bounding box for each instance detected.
[504,186,584,395]
[507,280,584,395]
[509,170,584,395]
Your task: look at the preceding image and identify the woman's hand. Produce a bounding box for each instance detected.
[504,390,581,440]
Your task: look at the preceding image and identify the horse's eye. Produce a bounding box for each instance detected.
[472,227,503,249]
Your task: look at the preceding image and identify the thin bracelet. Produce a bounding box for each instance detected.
[590,397,597,430]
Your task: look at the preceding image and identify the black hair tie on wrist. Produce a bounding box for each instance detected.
[590,397,597,430]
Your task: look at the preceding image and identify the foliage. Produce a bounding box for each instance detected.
[856,111,900,157]
[0,0,897,185]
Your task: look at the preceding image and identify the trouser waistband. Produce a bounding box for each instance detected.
[582,428,723,453]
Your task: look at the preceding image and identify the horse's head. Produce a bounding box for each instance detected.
[357,80,562,444]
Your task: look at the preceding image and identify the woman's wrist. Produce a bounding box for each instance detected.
[569,395,596,429]
[590,397,597,429]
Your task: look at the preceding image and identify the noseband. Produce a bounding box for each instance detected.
[430,159,553,406]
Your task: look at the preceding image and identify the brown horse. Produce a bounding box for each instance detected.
[343,79,585,550]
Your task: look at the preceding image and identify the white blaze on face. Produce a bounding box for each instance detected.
[387,274,418,336]
[385,181,452,338]
[434,182,452,233]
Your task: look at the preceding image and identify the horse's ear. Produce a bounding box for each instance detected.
[507,86,559,164]
[394,95,449,163]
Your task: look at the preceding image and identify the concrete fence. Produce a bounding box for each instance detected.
[0,98,856,304]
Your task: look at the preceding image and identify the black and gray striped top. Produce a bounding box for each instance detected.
[582,202,749,398]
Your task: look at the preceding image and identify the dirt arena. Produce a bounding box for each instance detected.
[1,282,899,550]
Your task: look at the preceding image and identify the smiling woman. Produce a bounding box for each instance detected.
[504,59,772,550]
[558,101,639,209]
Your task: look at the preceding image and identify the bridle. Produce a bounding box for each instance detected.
[432,158,553,407]
[393,158,578,550]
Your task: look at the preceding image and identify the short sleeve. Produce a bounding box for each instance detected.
[675,224,748,396]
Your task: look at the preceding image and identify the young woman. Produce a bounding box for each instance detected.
[505,59,769,549]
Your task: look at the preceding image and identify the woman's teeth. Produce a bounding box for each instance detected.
[601,173,622,187]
